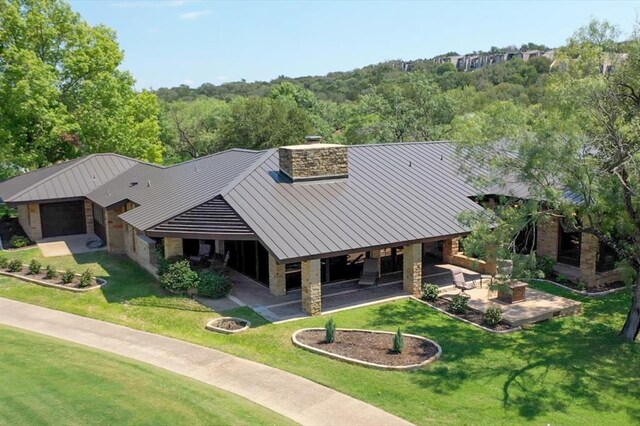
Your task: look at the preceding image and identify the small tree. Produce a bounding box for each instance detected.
[325,317,336,343]
[392,328,404,353]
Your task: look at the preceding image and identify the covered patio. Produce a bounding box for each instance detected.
[198,262,485,322]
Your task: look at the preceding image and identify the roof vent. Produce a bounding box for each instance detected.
[279,138,348,182]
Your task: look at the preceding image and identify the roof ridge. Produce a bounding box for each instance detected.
[347,140,452,149]
[5,155,96,201]
[219,149,276,197]
[165,148,265,168]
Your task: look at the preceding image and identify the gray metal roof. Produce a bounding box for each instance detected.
[222,142,487,262]
[117,149,265,231]
[148,196,255,240]
[0,154,139,203]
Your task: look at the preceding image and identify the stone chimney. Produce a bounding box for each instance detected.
[279,136,348,182]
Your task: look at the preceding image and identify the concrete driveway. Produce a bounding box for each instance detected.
[37,234,106,257]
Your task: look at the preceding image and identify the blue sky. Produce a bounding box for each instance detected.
[69,1,640,89]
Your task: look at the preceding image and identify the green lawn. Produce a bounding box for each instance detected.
[1,248,639,425]
[0,324,294,425]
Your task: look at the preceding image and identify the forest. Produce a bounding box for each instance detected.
[0,0,628,169]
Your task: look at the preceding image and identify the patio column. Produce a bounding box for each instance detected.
[301,259,321,316]
[537,216,559,260]
[403,243,422,297]
[164,237,183,259]
[580,233,598,288]
[442,238,459,264]
[369,249,382,272]
[268,254,286,296]
[214,240,225,255]
[105,206,125,254]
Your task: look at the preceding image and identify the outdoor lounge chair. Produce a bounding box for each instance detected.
[452,267,475,293]
[358,258,379,287]
[189,242,212,267]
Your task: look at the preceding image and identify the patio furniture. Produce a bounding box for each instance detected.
[189,242,212,267]
[210,251,230,275]
[358,258,379,287]
[452,267,475,293]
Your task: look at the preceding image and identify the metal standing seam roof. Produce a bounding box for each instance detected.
[221,142,490,262]
[0,154,140,203]
[116,149,266,231]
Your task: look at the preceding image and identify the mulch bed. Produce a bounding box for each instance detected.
[0,218,34,248]
[427,298,514,331]
[211,318,246,331]
[3,266,100,289]
[296,329,438,367]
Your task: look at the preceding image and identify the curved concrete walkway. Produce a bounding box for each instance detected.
[0,298,411,426]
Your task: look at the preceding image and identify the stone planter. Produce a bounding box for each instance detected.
[497,281,528,304]
[205,317,250,334]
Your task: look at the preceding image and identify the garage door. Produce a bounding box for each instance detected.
[40,201,86,238]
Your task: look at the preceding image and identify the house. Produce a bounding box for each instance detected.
[0,140,620,314]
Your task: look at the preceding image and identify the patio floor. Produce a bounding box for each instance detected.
[37,234,106,257]
[440,284,582,327]
[198,263,489,322]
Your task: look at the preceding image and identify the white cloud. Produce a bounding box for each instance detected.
[182,79,194,86]
[179,10,211,20]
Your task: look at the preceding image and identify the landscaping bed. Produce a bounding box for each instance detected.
[549,272,625,294]
[206,317,251,334]
[0,259,105,292]
[426,297,515,332]
[293,328,441,370]
[0,218,34,249]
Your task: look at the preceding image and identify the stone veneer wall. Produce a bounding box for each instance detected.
[537,216,559,259]
[268,254,286,296]
[279,145,348,181]
[403,243,422,297]
[124,226,158,276]
[84,199,94,235]
[164,237,183,259]
[17,203,42,241]
[301,259,321,316]
[105,205,126,254]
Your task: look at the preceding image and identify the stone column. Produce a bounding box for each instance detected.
[301,259,322,316]
[369,249,382,272]
[537,216,559,259]
[442,238,459,263]
[268,254,286,296]
[17,203,42,241]
[214,240,225,255]
[580,233,598,288]
[403,243,422,297]
[84,200,94,235]
[164,237,183,259]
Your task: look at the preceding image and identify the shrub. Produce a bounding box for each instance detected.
[484,306,503,326]
[80,269,93,288]
[157,254,187,277]
[45,265,57,280]
[450,294,469,314]
[160,260,199,292]
[0,255,8,269]
[556,274,568,284]
[9,235,30,248]
[392,328,404,353]
[537,255,556,278]
[28,259,42,275]
[7,259,22,272]
[61,269,76,284]
[197,271,232,298]
[421,283,440,301]
[325,317,336,343]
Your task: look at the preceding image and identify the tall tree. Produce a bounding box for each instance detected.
[0,0,163,171]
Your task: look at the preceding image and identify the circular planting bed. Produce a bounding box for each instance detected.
[292,328,441,370]
[205,317,251,334]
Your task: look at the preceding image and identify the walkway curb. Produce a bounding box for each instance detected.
[0,297,412,426]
